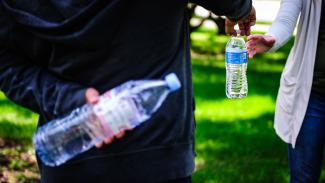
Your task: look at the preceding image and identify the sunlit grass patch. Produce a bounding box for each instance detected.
[0,94,37,142]
[195,95,275,122]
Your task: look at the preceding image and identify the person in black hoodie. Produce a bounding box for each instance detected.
[0,0,255,182]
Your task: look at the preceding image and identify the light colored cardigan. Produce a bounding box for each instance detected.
[266,0,322,147]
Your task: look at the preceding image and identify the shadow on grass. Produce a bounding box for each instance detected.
[192,64,281,101]
[191,51,292,182]
[193,113,289,183]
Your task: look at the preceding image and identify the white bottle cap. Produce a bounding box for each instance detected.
[165,73,181,92]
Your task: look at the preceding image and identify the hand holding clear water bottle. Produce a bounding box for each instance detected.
[246,35,276,58]
[225,7,256,36]
[33,73,181,167]
[84,88,126,148]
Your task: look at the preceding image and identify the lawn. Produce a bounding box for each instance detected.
[1,27,324,183]
[191,28,325,183]
[191,27,288,183]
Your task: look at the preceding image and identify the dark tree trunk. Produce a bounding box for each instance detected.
[211,16,226,35]
[188,4,226,35]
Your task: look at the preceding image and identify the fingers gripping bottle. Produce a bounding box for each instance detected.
[225,32,248,99]
[33,73,181,167]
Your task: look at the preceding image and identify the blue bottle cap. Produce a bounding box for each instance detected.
[164,73,181,92]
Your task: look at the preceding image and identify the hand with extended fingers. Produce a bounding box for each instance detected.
[246,35,276,58]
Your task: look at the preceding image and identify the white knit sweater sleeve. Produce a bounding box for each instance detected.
[266,0,303,52]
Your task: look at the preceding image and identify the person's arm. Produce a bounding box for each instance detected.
[190,0,252,21]
[267,0,303,52]
[0,13,87,120]
[190,0,255,36]
[246,0,302,57]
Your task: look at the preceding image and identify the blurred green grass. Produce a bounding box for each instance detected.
[0,27,324,183]
[191,56,289,182]
[191,28,325,183]
[0,92,38,143]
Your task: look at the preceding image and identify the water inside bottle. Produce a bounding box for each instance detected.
[225,35,248,99]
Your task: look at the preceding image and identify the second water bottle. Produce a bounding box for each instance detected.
[33,73,181,167]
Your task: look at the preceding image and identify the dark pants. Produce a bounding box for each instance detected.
[289,92,325,183]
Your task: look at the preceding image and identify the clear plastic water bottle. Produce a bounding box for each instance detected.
[225,33,248,99]
[33,73,181,167]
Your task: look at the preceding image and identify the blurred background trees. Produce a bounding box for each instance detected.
[188,3,226,35]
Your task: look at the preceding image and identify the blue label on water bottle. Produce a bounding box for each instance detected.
[226,51,248,64]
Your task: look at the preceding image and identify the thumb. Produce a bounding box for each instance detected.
[85,88,100,104]
[263,36,276,47]
[247,34,264,41]
[225,19,237,36]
